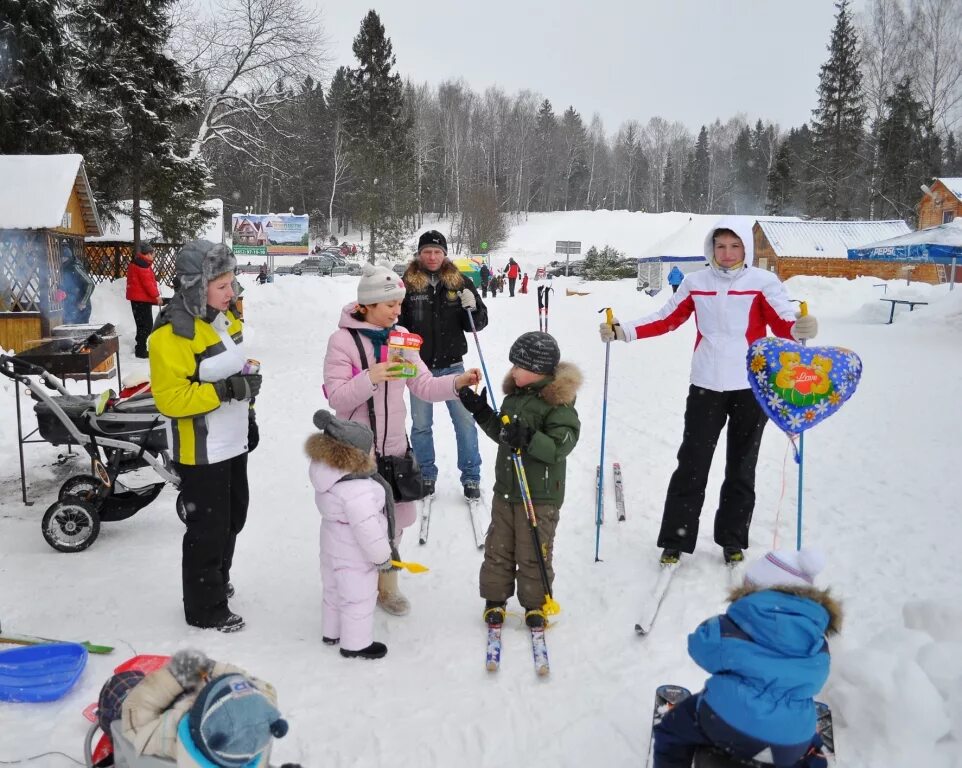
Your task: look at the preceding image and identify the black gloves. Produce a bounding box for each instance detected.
[214,373,262,402]
[499,418,533,450]
[247,408,259,452]
[458,386,495,423]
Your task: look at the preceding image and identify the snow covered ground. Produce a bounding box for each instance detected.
[2,240,962,766]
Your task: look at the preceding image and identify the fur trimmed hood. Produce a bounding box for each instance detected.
[305,433,376,474]
[402,258,465,292]
[501,361,582,406]
[728,583,842,636]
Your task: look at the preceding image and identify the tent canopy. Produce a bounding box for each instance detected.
[847,219,962,264]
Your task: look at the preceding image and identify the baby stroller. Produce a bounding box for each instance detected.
[0,355,181,553]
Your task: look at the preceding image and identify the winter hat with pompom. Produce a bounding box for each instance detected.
[744,548,826,590]
[313,409,374,455]
[357,263,406,305]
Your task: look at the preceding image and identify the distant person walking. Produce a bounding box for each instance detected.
[126,243,163,358]
[667,265,685,294]
[520,272,529,294]
[60,243,95,325]
[480,263,491,298]
[506,258,521,297]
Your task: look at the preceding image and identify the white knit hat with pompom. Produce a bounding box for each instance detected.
[744,548,826,589]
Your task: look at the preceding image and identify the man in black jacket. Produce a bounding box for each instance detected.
[400,231,489,499]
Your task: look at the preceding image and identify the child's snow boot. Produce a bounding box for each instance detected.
[377,569,410,616]
[340,641,387,660]
[483,600,506,626]
[723,546,744,565]
[525,609,546,628]
[660,548,681,565]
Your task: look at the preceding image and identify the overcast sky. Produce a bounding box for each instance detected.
[313,0,863,134]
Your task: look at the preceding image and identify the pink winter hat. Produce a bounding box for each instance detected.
[744,548,826,589]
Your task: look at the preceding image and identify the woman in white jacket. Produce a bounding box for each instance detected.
[600,217,819,565]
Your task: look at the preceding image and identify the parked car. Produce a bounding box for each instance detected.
[547,260,584,277]
[391,263,408,276]
[332,263,363,276]
[296,255,338,275]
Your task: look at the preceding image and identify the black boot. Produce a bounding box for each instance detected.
[483,601,506,626]
[340,641,387,660]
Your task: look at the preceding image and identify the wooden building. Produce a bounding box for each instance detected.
[749,219,944,283]
[0,155,103,352]
[919,178,962,229]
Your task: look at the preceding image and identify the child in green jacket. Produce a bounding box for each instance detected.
[458,332,581,627]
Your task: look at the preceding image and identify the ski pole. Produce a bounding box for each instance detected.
[544,287,553,333]
[502,414,561,617]
[795,300,808,551]
[595,307,613,562]
[467,309,498,411]
[537,285,545,332]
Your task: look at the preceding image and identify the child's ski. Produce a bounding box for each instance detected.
[645,684,692,768]
[635,563,679,636]
[537,285,545,331]
[530,626,550,676]
[466,497,486,550]
[613,462,626,521]
[485,625,502,672]
[0,632,114,655]
[418,493,434,545]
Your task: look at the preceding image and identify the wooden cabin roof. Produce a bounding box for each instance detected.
[755,219,911,259]
[0,154,103,236]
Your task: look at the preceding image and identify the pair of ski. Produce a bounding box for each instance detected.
[634,559,745,636]
[485,622,549,677]
[645,685,835,767]
[537,285,553,333]
[595,461,626,523]
[418,492,485,549]
[0,631,114,654]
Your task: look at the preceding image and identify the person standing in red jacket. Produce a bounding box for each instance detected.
[506,258,521,296]
[127,243,163,358]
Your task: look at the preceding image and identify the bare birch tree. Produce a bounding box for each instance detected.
[907,0,962,131]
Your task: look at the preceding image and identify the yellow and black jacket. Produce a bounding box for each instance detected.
[149,308,249,466]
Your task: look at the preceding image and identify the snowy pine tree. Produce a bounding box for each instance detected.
[682,126,711,213]
[74,0,209,246]
[0,0,80,153]
[345,11,413,260]
[809,0,867,220]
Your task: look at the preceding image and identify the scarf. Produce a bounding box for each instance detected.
[358,326,393,363]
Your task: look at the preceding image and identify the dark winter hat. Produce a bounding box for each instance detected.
[139,242,155,255]
[186,674,288,768]
[509,332,561,375]
[174,240,238,318]
[313,409,374,455]
[417,230,447,254]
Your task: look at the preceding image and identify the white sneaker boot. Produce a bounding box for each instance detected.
[377,569,410,616]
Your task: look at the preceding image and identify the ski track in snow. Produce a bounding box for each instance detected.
[2,227,961,765]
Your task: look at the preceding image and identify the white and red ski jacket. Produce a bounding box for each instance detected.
[624,265,797,392]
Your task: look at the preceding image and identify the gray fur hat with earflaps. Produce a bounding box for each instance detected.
[159,240,241,339]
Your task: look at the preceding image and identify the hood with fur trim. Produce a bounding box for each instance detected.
[305,433,376,475]
[402,257,465,292]
[501,362,582,406]
[728,582,842,636]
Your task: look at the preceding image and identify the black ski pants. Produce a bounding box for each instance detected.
[657,385,767,553]
[130,301,154,358]
[175,453,249,626]
[508,277,517,296]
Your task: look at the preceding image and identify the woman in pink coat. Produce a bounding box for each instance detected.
[323,264,479,615]
[307,409,396,659]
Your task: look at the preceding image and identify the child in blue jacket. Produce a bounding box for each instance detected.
[653,548,841,768]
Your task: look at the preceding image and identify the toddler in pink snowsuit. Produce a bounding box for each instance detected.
[307,409,397,660]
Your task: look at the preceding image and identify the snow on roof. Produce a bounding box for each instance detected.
[0,154,103,235]
[88,199,224,243]
[935,178,962,201]
[857,217,962,248]
[756,219,911,259]
[638,214,802,261]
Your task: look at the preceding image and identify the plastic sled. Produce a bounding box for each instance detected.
[0,642,88,702]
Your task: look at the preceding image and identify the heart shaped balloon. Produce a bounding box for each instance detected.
[747,338,862,435]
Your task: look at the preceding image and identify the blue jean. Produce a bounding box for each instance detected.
[409,363,481,486]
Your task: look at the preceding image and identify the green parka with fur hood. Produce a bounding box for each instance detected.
[475,362,582,506]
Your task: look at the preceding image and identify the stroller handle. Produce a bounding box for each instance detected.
[0,354,71,394]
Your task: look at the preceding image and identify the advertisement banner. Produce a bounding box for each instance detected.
[231,213,309,256]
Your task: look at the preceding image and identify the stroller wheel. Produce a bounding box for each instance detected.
[58,474,104,504]
[176,492,188,524]
[41,499,101,553]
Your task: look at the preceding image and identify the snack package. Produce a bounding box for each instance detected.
[383,331,423,378]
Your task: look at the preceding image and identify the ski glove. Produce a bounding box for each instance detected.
[213,373,262,402]
[792,313,819,341]
[376,558,397,572]
[458,386,492,415]
[599,320,626,343]
[459,289,477,311]
[499,418,534,450]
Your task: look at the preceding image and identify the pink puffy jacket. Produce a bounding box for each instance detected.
[323,303,460,530]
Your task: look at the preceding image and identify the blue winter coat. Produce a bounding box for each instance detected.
[688,588,835,747]
[667,266,684,286]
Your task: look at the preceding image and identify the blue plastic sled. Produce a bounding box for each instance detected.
[0,642,88,702]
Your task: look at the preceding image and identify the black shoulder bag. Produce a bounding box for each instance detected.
[348,329,426,503]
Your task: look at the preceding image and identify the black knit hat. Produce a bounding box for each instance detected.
[417,230,447,254]
[509,332,560,375]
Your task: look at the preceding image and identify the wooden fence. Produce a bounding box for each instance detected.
[82,242,179,287]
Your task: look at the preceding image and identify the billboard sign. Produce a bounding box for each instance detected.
[231,213,309,256]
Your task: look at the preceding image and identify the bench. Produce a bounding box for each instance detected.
[879,298,928,324]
